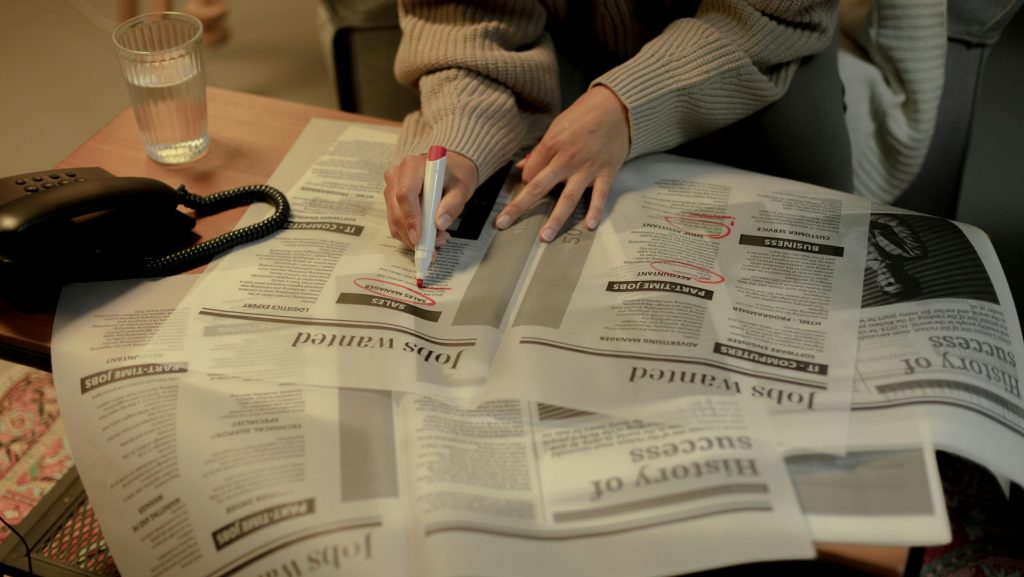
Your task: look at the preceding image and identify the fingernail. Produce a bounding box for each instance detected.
[496,214,510,229]
[587,216,598,229]
[437,213,452,231]
[541,228,555,242]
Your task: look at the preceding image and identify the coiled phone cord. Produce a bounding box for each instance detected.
[142,184,290,276]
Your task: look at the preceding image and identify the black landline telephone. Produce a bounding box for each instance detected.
[0,167,289,303]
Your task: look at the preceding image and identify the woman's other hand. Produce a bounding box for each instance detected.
[496,85,629,242]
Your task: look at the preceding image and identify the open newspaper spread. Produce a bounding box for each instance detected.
[53,274,813,577]
[170,120,870,451]
[49,119,1024,575]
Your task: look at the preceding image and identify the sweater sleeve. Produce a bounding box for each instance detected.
[595,0,840,160]
[839,0,946,203]
[394,1,560,183]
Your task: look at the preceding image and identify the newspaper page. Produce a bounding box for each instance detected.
[484,154,871,450]
[52,275,817,577]
[397,394,814,577]
[847,209,1024,485]
[52,275,409,577]
[775,208,1024,545]
[785,424,950,545]
[177,120,516,400]
[50,275,952,576]
[54,119,1023,573]
[172,122,870,453]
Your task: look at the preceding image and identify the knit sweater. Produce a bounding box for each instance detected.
[839,0,946,203]
[394,0,840,184]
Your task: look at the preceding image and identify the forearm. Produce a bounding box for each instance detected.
[394,0,560,181]
[596,0,840,159]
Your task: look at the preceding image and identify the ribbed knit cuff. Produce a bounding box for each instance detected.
[595,0,836,161]
[595,20,751,160]
[396,70,532,183]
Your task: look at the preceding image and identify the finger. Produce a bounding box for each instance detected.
[585,173,613,230]
[428,151,479,234]
[436,180,471,232]
[514,152,531,171]
[539,175,589,242]
[383,167,411,245]
[496,180,548,230]
[393,156,426,247]
[384,192,405,244]
[496,164,563,229]
[435,229,451,248]
[520,139,554,184]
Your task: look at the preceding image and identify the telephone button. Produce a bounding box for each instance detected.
[59,180,70,185]
[14,179,26,185]
[49,174,61,179]
[31,176,43,182]
[42,182,55,189]
[64,172,77,178]
[25,186,39,192]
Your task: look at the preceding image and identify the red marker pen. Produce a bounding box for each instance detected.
[416,145,446,288]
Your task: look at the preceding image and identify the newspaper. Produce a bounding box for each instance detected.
[48,118,1024,574]
[173,120,871,451]
[782,206,1024,545]
[846,208,1024,483]
[52,275,814,577]
[785,427,950,545]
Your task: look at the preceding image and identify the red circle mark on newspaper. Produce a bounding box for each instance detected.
[664,214,735,239]
[353,277,436,306]
[650,260,725,284]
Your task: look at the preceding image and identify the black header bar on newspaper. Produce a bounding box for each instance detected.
[713,342,828,375]
[738,235,844,257]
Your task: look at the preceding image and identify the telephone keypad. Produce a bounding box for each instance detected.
[0,167,116,204]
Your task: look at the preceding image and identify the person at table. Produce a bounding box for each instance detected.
[383,0,851,248]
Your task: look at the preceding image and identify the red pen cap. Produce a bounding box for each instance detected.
[428,145,447,161]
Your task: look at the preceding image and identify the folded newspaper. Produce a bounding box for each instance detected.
[50,120,1023,577]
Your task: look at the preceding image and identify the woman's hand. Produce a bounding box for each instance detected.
[496,85,630,241]
[383,150,479,249]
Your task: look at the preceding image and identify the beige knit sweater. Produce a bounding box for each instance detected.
[839,0,946,203]
[394,0,840,184]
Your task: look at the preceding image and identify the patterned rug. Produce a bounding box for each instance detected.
[918,452,1024,577]
[0,361,74,544]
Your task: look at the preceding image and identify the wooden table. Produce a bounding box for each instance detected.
[0,87,394,371]
[0,87,910,576]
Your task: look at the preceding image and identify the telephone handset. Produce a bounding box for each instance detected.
[0,167,289,304]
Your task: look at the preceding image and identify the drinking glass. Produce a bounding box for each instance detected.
[112,12,209,164]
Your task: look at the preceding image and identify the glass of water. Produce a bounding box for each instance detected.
[113,12,209,164]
